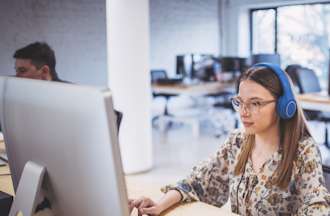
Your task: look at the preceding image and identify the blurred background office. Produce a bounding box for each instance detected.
[0,0,330,189]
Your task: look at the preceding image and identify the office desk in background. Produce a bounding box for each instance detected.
[297,93,330,112]
[153,84,330,106]
[0,141,237,216]
[151,81,236,137]
[152,81,235,96]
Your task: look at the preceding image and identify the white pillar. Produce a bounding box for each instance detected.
[106,0,153,173]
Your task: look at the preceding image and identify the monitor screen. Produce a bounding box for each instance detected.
[251,53,281,66]
[176,54,214,80]
[0,77,129,216]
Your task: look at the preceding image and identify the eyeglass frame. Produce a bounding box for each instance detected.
[231,96,276,114]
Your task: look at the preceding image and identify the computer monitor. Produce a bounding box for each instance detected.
[176,55,186,77]
[177,54,216,81]
[216,57,247,82]
[0,77,129,216]
[251,53,281,65]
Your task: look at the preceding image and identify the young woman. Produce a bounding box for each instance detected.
[131,63,330,215]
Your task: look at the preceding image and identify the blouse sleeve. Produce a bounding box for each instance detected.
[161,130,242,208]
[295,138,330,215]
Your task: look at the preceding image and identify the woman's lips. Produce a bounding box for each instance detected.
[243,122,254,127]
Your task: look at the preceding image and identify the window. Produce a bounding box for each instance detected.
[251,3,330,89]
[251,9,276,53]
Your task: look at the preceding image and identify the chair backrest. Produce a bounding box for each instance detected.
[150,70,168,83]
[285,64,302,91]
[295,67,321,93]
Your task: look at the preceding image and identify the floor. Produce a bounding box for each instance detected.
[127,97,235,192]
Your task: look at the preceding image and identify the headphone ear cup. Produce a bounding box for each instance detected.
[276,97,286,119]
[286,100,297,118]
[276,96,297,119]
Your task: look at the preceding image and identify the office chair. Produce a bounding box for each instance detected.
[285,64,302,86]
[286,66,330,147]
[150,70,178,128]
[151,69,168,83]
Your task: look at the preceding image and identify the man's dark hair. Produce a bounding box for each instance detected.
[13,42,60,81]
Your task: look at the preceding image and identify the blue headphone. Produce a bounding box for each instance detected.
[252,63,297,119]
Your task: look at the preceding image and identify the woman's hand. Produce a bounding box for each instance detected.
[132,196,162,216]
[130,190,182,215]
[128,199,135,213]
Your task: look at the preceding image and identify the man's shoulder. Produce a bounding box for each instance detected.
[55,79,72,84]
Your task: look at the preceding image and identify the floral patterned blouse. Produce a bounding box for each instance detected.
[162,130,330,215]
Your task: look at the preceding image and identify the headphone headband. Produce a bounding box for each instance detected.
[252,63,297,119]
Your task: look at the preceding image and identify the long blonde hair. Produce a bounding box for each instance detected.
[234,66,311,189]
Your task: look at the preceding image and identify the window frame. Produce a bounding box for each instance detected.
[249,1,330,54]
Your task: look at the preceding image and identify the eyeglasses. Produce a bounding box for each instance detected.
[231,96,276,114]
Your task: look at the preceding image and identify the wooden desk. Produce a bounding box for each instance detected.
[0,141,237,216]
[297,93,330,112]
[152,81,235,96]
[0,141,14,195]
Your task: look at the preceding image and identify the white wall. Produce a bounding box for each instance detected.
[0,0,107,86]
[107,0,152,173]
[150,0,221,76]
[0,0,153,173]
[221,0,330,56]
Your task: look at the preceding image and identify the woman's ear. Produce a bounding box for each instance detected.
[40,65,52,81]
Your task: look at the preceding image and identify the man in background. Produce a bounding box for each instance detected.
[13,41,122,128]
[14,42,64,82]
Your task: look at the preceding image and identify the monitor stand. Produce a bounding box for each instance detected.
[9,161,45,216]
